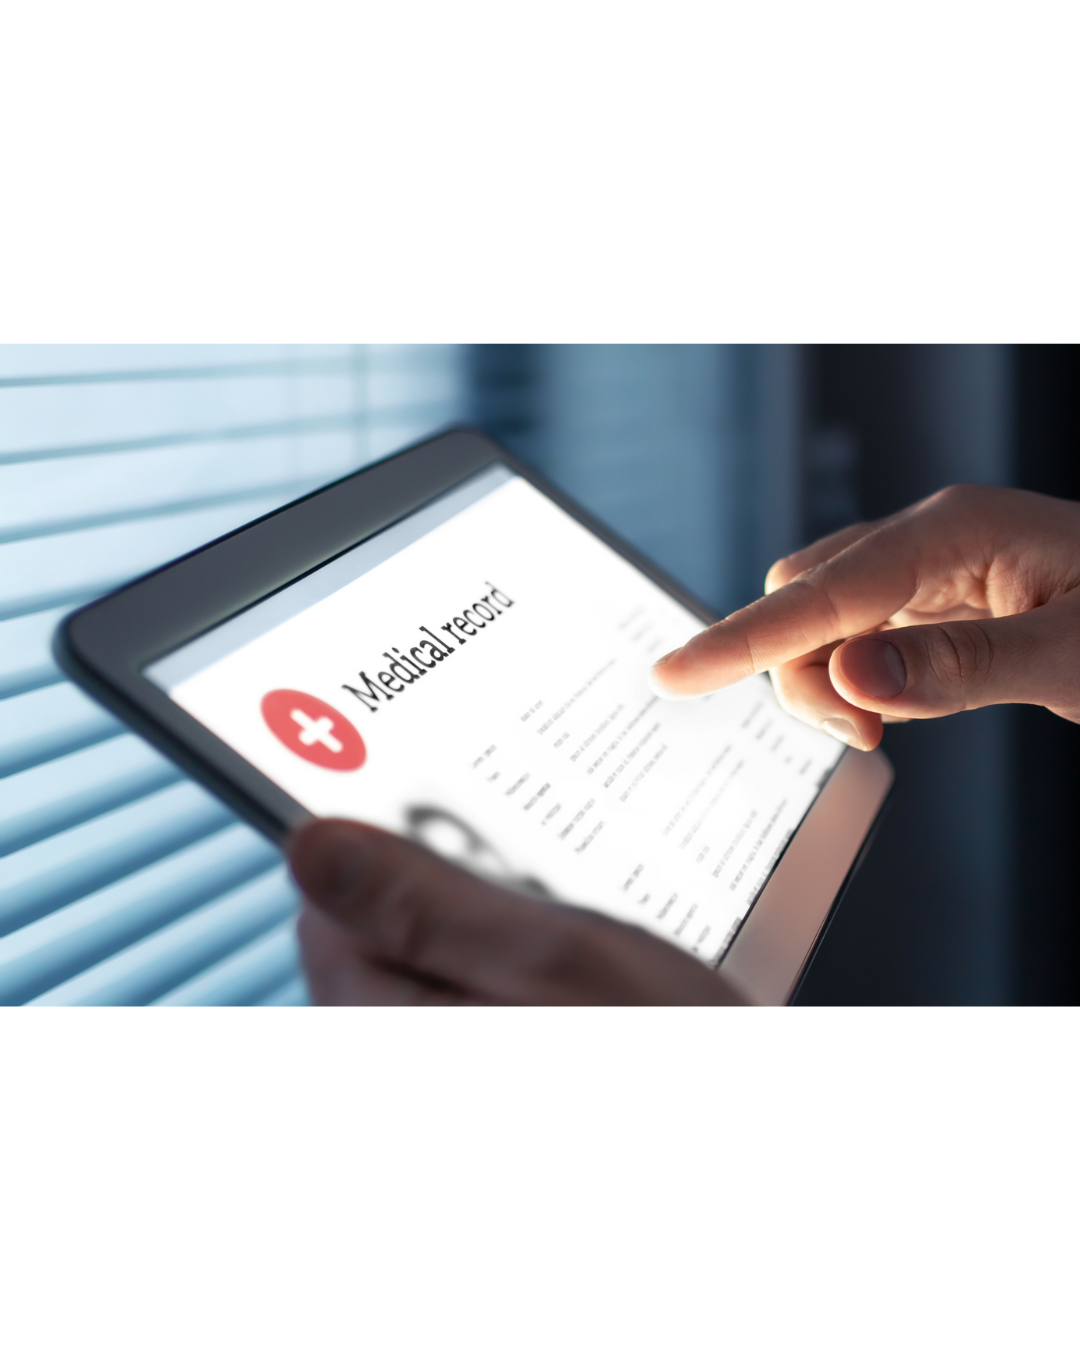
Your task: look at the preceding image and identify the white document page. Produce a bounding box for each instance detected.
[152,472,843,965]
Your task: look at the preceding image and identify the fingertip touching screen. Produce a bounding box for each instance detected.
[147,465,844,966]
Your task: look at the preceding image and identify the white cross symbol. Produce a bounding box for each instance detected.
[290,708,343,753]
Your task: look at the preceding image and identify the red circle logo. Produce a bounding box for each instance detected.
[260,690,366,771]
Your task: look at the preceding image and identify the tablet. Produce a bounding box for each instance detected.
[55,428,893,1005]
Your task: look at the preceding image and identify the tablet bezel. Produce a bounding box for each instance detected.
[54,427,892,1005]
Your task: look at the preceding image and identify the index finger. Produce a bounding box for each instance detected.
[650,518,926,697]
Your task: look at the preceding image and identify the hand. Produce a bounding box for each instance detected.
[649,484,1080,750]
[289,818,745,1005]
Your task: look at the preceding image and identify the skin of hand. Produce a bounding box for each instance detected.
[289,818,746,1006]
[649,484,1080,750]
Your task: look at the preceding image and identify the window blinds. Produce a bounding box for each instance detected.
[0,345,466,1006]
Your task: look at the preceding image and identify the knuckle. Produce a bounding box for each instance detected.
[740,630,767,677]
[926,622,994,703]
[924,482,990,520]
[932,483,969,511]
[795,573,844,639]
[702,609,762,681]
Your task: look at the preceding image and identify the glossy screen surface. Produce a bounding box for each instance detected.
[151,469,844,965]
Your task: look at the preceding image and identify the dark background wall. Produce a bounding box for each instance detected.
[797,345,1080,1005]
[1009,347,1080,1005]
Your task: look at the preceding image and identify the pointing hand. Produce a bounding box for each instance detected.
[650,485,1080,750]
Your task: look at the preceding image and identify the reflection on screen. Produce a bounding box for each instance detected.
[149,469,843,965]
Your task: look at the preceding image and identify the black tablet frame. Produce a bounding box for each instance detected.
[55,428,725,845]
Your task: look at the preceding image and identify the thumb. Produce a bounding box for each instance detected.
[287,816,519,946]
[829,599,1080,719]
[287,819,744,1005]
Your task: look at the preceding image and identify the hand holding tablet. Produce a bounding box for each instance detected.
[291,818,746,1005]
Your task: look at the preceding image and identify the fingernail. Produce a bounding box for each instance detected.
[839,638,907,699]
[822,717,864,748]
[647,670,672,697]
[648,666,700,700]
[648,649,687,699]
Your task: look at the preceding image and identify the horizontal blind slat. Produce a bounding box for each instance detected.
[0,475,335,546]
[0,343,458,383]
[0,344,353,380]
[0,781,233,937]
[0,492,312,618]
[32,868,299,1007]
[0,401,457,468]
[0,683,122,777]
[0,607,67,698]
[154,919,301,1007]
[0,736,181,856]
[1,433,357,535]
[0,825,278,1006]
[257,973,310,1006]
[0,373,356,454]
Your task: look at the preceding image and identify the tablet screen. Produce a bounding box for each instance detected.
[147,464,844,966]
